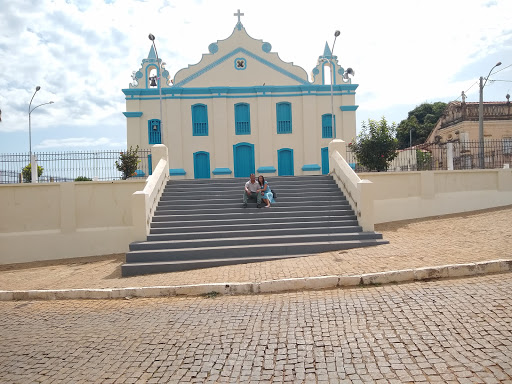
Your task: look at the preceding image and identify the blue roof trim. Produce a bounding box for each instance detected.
[212,167,232,175]
[169,168,186,176]
[302,164,321,171]
[123,112,143,118]
[123,84,358,97]
[340,105,359,111]
[257,166,277,173]
[173,47,309,87]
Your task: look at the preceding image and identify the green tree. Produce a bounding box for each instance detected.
[22,163,44,183]
[396,102,447,149]
[349,117,398,172]
[115,146,141,180]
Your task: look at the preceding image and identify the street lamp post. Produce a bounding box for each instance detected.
[148,33,164,145]
[28,86,53,183]
[478,61,501,169]
[330,30,340,139]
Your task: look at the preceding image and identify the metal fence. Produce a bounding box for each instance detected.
[0,149,152,184]
[345,139,512,172]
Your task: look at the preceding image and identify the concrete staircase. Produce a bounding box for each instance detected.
[121,175,388,277]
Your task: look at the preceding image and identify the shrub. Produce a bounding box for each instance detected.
[74,176,92,182]
[115,146,141,180]
[22,163,44,183]
[349,117,399,172]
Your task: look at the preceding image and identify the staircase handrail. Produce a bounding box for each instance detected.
[328,140,375,231]
[131,145,169,240]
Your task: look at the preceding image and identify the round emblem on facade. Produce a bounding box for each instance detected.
[208,43,219,54]
[312,68,320,75]
[262,42,272,53]
[234,58,247,70]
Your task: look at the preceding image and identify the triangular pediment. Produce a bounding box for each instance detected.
[173,25,309,88]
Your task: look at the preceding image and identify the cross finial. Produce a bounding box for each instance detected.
[234,9,244,23]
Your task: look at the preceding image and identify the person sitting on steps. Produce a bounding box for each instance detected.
[243,173,262,208]
[258,175,275,208]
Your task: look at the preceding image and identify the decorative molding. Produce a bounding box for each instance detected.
[302,164,321,171]
[212,167,232,175]
[174,47,309,87]
[257,166,276,173]
[169,168,186,176]
[123,83,358,98]
[262,42,272,53]
[123,112,143,118]
[340,105,359,111]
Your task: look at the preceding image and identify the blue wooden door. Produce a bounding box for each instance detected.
[321,147,329,175]
[233,143,255,178]
[193,151,210,179]
[278,148,294,176]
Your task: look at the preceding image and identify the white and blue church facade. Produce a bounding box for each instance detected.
[122,11,358,179]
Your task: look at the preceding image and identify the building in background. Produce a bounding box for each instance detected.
[425,96,512,169]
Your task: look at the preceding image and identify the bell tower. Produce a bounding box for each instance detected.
[129,45,171,89]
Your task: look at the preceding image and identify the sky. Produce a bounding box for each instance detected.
[0,0,511,154]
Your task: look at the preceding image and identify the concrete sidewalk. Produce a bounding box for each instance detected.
[1,206,511,298]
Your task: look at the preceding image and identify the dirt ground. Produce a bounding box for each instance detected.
[1,206,511,291]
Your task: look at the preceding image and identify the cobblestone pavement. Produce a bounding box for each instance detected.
[0,274,511,383]
[1,206,511,290]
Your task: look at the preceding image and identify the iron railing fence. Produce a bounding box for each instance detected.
[0,149,152,184]
[346,139,512,172]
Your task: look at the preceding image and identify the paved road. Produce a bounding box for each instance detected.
[1,275,511,383]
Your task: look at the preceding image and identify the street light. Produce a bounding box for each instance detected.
[330,30,340,139]
[28,86,53,183]
[148,33,164,144]
[478,61,501,168]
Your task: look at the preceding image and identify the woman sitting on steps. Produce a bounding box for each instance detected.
[258,175,275,208]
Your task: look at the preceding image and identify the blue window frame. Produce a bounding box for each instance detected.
[322,114,335,138]
[235,103,251,135]
[148,119,161,144]
[192,104,208,136]
[276,102,292,134]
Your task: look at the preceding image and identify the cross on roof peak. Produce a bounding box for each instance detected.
[234,9,244,24]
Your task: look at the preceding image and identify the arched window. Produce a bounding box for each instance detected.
[148,119,161,144]
[276,102,292,134]
[235,103,251,135]
[322,114,335,138]
[192,104,208,136]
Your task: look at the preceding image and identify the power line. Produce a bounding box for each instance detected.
[489,79,512,83]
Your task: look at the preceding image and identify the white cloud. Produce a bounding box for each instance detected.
[35,137,126,149]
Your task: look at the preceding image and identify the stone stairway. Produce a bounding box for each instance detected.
[121,175,388,276]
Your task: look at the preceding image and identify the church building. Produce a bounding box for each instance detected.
[123,11,358,179]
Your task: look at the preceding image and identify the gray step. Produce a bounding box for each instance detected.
[152,209,355,222]
[167,175,334,186]
[154,203,350,215]
[130,232,383,252]
[126,238,388,263]
[161,186,340,196]
[150,214,358,228]
[150,219,361,234]
[146,225,363,241]
[159,190,344,200]
[157,195,346,206]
